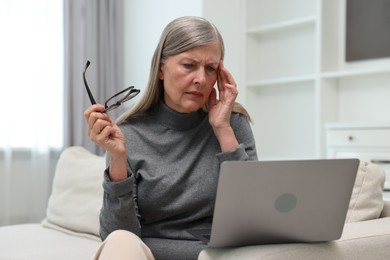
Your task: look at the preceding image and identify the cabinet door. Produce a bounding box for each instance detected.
[329,150,390,191]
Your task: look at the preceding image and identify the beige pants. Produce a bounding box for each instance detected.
[94,230,155,260]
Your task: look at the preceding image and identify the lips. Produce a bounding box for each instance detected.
[185,91,203,98]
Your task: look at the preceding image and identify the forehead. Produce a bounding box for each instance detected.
[174,42,222,62]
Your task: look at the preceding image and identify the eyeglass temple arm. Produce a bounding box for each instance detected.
[83,60,97,105]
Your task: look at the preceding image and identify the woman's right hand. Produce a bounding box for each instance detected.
[84,104,126,158]
[84,105,128,182]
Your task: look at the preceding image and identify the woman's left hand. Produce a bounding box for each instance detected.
[209,61,237,129]
[208,61,239,151]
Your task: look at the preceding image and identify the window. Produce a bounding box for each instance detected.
[0,0,63,149]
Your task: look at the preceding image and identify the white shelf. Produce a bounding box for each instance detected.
[322,67,390,79]
[246,16,316,36]
[247,75,315,88]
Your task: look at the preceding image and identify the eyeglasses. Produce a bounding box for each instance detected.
[83,60,140,113]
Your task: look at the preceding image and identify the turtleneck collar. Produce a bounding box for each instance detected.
[153,101,208,131]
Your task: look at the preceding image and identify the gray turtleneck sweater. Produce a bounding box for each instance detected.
[100,102,257,259]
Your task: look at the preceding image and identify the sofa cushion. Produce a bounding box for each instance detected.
[0,224,101,260]
[198,217,390,260]
[346,160,385,222]
[42,146,105,239]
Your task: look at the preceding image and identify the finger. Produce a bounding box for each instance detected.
[87,110,111,136]
[91,130,109,146]
[224,82,238,97]
[218,62,238,98]
[92,123,114,145]
[217,61,226,94]
[91,118,111,136]
[220,63,236,91]
[208,88,217,108]
[84,104,105,121]
[217,63,224,92]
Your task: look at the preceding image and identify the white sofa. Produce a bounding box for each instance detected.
[0,146,389,260]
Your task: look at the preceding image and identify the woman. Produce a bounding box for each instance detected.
[85,16,257,260]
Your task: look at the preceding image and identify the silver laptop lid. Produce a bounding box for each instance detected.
[209,158,359,247]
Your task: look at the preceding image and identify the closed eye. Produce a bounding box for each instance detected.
[206,66,216,72]
[183,63,194,69]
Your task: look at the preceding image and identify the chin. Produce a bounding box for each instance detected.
[181,103,204,113]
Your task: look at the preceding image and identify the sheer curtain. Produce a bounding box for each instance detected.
[0,0,124,226]
[0,0,63,225]
[63,0,124,155]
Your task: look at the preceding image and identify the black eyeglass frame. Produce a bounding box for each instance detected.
[83,60,140,113]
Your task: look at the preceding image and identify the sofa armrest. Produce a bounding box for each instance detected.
[380,200,390,218]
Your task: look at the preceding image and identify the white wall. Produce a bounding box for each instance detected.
[202,0,245,103]
[124,0,203,95]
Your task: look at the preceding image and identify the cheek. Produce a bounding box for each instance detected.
[208,72,217,84]
[163,80,182,104]
[206,76,217,91]
[163,83,175,98]
[203,83,215,101]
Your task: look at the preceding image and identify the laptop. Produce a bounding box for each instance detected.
[188,158,359,248]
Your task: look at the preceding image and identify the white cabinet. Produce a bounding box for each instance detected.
[325,122,390,200]
[203,0,390,160]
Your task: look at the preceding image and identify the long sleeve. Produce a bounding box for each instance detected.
[216,112,258,163]
[99,168,141,241]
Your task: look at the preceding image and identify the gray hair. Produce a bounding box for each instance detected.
[159,16,225,60]
[117,16,225,124]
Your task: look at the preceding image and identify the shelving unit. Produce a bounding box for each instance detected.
[243,0,318,160]
[204,0,390,160]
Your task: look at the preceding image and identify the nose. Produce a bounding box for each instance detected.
[194,68,206,86]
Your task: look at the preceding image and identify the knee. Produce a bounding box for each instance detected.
[97,230,154,260]
[105,230,140,242]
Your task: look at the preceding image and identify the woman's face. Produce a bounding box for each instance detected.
[159,42,221,113]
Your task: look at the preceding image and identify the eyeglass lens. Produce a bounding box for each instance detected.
[102,87,140,113]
